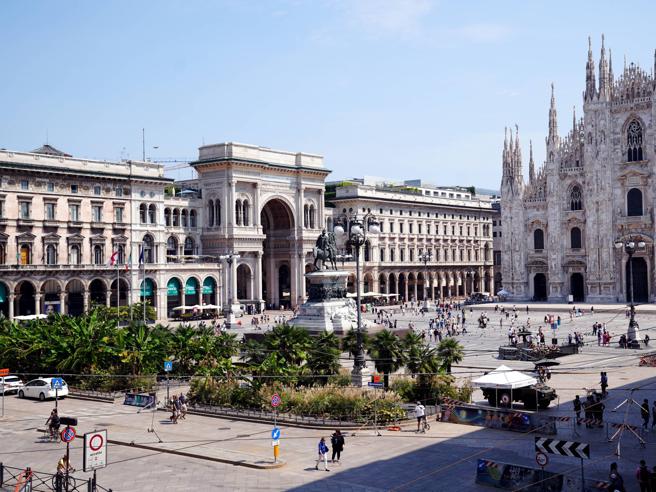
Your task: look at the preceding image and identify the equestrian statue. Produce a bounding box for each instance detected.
[313,229,337,271]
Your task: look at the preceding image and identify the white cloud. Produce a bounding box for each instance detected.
[453,23,512,43]
[344,0,435,38]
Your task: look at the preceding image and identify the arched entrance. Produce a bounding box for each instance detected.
[237,264,252,301]
[66,279,85,316]
[533,273,547,301]
[16,281,36,316]
[363,273,372,293]
[398,273,406,301]
[89,279,107,308]
[570,273,585,302]
[626,257,648,303]
[378,274,387,294]
[185,278,200,307]
[0,282,9,318]
[111,278,130,309]
[202,277,217,306]
[41,280,62,315]
[167,278,182,317]
[416,273,425,301]
[347,274,355,294]
[261,198,295,308]
[140,278,157,308]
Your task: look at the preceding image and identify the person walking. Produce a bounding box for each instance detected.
[415,401,426,433]
[573,395,582,424]
[330,430,345,463]
[600,372,608,396]
[315,437,330,471]
[652,400,656,432]
[608,462,626,492]
[636,460,650,492]
[640,399,650,430]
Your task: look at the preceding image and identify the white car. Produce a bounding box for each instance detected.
[0,376,24,395]
[18,377,69,401]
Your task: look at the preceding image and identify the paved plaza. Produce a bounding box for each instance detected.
[1,302,654,491]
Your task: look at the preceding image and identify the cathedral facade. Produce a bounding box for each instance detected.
[501,37,656,303]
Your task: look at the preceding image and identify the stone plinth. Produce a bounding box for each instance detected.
[288,271,359,335]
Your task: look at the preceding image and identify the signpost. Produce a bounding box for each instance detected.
[0,368,9,417]
[535,437,589,491]
[84,429,108,489]
[535,451,548,467]
[61,425,76,492]
[51,377,64,410]
[271,394,281,462]
[164,360,173,402]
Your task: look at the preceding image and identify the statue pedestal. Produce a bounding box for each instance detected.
[288,271,359,335]
[350,366,372,388]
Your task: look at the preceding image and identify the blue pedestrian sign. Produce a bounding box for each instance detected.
[51,378,64,390]
[164,361,173,372]
[271,427,281,440]
[368,382,383,388]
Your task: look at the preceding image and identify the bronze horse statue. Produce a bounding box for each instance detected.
[313,230,337,271]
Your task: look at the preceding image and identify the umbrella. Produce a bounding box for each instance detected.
[497,289,511,296]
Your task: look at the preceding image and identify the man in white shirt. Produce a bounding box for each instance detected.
[415,402,426,432]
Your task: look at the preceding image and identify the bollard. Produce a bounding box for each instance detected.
[273,444,280,463]
[0,462,3,486]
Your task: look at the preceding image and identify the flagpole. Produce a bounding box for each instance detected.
[142,243,146,325]
[116,257,120,329]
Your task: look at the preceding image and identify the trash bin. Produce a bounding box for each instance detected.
[551,338,558,345]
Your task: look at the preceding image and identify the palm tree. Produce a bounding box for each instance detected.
[368,329,405,388]
[405,341,442,400]
[436,338,464,374]
[265,325,312,367]
[341,329,370,359]
[306,332,341,384]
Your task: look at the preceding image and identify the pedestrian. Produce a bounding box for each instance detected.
[415,401,426,432]
[636,459,650,492]
[179,393,188,420]
[652,401,656,431]
[315,437,330,471]
[608,462,626,492]
[600,372,608,396]
[573,395,582,424]
[640,399,650,430]
[330,430,345,463]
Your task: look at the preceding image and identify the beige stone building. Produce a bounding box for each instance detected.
[326,177,496,302]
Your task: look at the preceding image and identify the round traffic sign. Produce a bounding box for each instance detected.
[271,427,281,440]
[271,393,281,407]
[89,433,104,451]
[61,426,76,443]
[535,451,548,467]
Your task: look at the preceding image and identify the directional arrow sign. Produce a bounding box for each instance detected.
[535,437,590,460]
[271,427,280,440]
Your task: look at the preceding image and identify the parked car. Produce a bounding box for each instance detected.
[18,377,69,401]
[0,376,24,395]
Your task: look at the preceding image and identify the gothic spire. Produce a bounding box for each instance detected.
[572,106,577,133]
[585,36,596,101]
[609,49,614,87]
[547,83,559,148]
[528,140,535,184]
[514,124,522,176]
[598,34,609,99]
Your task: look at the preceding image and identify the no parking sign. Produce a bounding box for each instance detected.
[83,430,107,472]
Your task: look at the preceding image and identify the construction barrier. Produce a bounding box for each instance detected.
[441,403,557,435]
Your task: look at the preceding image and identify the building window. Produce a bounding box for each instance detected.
[303,204,308,229]
[493,231,497,238]
[236,200,243,226]
[409,249,414,261]
[244,201,251,227]
[166,236,178,261]
[69,204,80,222]
[308,204,314,229]
[45,202,56,220]
[380,248,385,262]
[71,184,78,194]
[94,185,101,196]
[409,223,414,234]
[390,222,395,233]
[400,249,405,262]
[93,245,103,265]
[115,207,124,223]
[115,187,123,197]
[20,180,29,190]
[400,223,404,234]
[215,200,221,226]
[427,224,431,234]
[533,229,545,250]
[69,244,80,265]
[116,244,125,264]
[184,237,195,256]
[19,244,31,265]
[390,248,395,262]
[459,226,463,236]
[494,251,501,266]
[181,210,188,228]
[148,204,156,224]
[92,205,102,222]
[570,185,583,211]
[207,200,214,226]
[142,235,155,263]
[418,223,422,234]
[571,227,582,249]
[190,209,197,227]
[0,243,5,264]
[626,120,643,162]
[47,182,54,192]
[45,244,57,265]
[19,201,31,219]
[627,188,643,216]
[139,204,147,224]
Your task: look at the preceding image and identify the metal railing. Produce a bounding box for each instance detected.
[0,463,112,492]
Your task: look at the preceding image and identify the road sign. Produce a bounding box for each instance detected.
[535,437,590,459]
[83,430,107,472]
[164,361,173,372]
[0,368,9,377]
[368,382,383,388]
[535,451,549,467]
[51,378,64,390]
[271,393,281,407]
[271,427,281,440]
[271,439,280,447]
[60,426,76,443]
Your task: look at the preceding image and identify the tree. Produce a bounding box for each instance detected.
[306,332,341,384]
[368,329,405,388]
[404,338,442,401]
[436,338,464,374]
[341,329,370,359]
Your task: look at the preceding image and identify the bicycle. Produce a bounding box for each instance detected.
[421,416,430,432]
[52,470,76,491]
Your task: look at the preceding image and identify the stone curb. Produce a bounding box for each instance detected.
[107,439,286,469]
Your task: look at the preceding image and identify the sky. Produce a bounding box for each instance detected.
[2,0,656,188]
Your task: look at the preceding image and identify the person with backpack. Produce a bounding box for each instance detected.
[636,460,650,492]
[315,437,330,471]
[640,399,650,430]
[573,396,582,424]
[330,430,345,463]
[608,462,625,492]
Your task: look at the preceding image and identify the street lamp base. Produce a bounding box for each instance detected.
[223,309,238,329]
[350,365,372,387]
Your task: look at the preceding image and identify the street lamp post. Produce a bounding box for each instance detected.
[219,253,241,329]
[418,250,432,310]
[614,238,645,347]
[334,210,380,387]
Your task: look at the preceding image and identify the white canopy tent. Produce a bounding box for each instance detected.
[472,365,537,389]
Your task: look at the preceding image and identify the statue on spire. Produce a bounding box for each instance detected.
[528,140,535,184]
[585,36,596,100]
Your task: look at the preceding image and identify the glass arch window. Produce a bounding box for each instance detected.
[627,188,643,216]
[533,229,544,250]
[626,120,643,162]
[570,185,583,211]
[570,227,582,249]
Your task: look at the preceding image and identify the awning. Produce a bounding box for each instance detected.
[185,278,199,295]
[202,277,215,294]
[167,279,181,296]
[472,365,537,390]
[140,278,154,297]
[0,283,6,303]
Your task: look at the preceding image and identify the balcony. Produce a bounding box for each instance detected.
[90,221,105,229]
[67,221,83,228]
[43,220,59,228]
[112,222,127,230]
[17,218,34,227]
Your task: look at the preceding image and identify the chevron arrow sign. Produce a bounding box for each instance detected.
[535,437,590,459]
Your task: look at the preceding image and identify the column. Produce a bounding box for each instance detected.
[463,274,468,298]
[431,275,435,301]
[250,271,256,301]
[296,185,304,235]
[83,290,90,313]
[9,294,15,320]
[227,180,236,227]
[105,290,111,307]
[318,189,325,231]
[35,293,42,315]
[489,269,495,297]
[413,278,418,301]
[253,183,260,227]
[404,279,409,303]
[255,251,263,301]
[59,292,66,315]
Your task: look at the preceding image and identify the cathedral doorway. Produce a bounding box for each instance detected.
[626,257,648,303]
[570,273,585,302]
[533,273,547,301]
[261,199,295,308]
